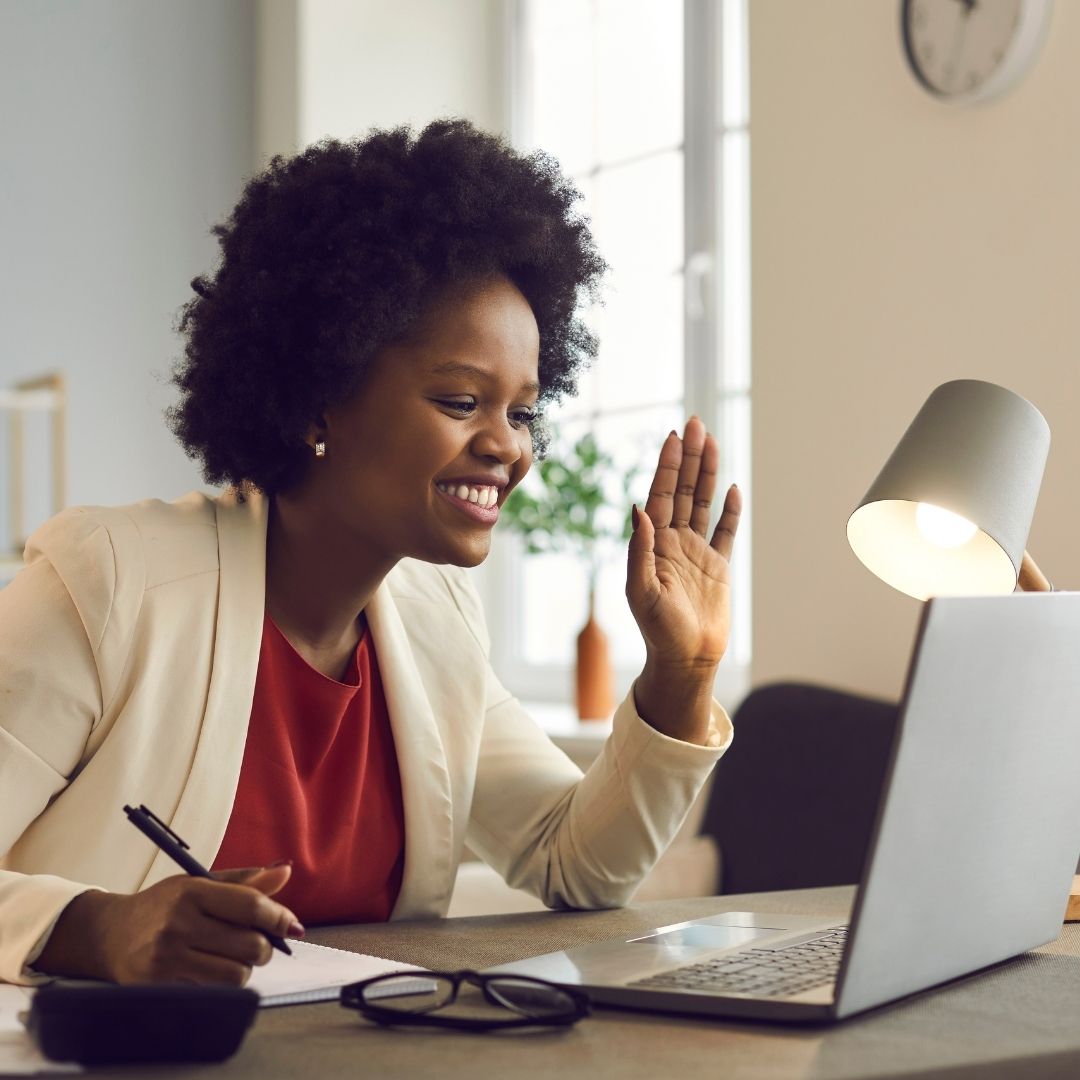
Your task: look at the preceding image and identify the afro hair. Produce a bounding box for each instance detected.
[168,118,606,494]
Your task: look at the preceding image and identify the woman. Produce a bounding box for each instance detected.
[0,120,740,987]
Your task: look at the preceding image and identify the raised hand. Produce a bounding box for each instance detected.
[626,416,741,743]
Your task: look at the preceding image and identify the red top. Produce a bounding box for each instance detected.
[212,615,405,925]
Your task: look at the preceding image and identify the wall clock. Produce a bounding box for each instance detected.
[901,0,1053,104]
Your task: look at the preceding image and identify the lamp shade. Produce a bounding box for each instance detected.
[847,380,1049,600]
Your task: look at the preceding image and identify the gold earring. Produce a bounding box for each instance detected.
[314,441,326,458]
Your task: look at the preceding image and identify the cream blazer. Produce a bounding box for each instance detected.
[0,490,731,985]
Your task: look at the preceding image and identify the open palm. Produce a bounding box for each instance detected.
[626,417,741,670]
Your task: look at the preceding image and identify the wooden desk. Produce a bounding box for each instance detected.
[87,887,1080,1079]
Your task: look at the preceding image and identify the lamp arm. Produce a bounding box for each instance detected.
[1018,551,1053,592]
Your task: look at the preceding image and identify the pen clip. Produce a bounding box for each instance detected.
[132,803,190,851]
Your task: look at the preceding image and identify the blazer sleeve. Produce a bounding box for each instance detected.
[445,569,733,910]
[0,510,129,984]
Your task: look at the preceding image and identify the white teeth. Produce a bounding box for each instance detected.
[438,482,499,508]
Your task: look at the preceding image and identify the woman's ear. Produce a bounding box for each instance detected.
[304,416,328,454]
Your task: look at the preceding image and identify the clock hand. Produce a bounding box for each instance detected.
[943,0,975,93]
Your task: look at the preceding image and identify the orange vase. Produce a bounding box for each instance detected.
[575,590,614,721]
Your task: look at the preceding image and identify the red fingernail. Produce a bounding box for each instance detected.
[631,504,640,530]
[669,429,678,438]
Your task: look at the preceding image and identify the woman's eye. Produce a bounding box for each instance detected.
[511,408,538,428]
[436,399,476,415]
[435,399,536,427]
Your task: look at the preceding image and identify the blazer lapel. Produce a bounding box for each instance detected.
[141,497,456,914]
[142,489,268,886]
[367,579,456,919]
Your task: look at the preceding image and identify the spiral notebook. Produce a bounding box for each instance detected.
[247,939,428,1007]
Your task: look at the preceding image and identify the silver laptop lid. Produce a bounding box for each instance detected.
[837,592,1080,1018]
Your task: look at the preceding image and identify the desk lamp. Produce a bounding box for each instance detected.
[846,378,1080,918]
[847,380,1050,599]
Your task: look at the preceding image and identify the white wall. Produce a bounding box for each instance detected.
[1,0,513,532]
[253,0,509,609]
[749,1,1080,699]
[255,0,507,163]
[0,0,255,525]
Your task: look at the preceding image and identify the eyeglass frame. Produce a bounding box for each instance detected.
[340,969,591,1032]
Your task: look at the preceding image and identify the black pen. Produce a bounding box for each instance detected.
[123,803,292,956]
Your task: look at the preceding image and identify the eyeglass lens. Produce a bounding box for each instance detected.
[483,977,578,1019]
[361,974,578,1020]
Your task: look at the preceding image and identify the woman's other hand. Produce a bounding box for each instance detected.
[626,416,741,744]
[34,864,303,985]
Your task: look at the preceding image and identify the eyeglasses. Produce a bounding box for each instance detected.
[340,970,590,1032]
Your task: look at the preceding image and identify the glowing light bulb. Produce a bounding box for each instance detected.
[915,503,978,548]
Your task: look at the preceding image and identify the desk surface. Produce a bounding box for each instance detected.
[87,887,1080,1080]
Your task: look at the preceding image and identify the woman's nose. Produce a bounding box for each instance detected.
[470,415,526,463]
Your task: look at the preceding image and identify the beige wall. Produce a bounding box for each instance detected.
[749,1,1080,700]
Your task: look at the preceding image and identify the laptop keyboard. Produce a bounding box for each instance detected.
[629,927,848,999]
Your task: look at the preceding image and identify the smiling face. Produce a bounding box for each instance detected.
[297,275,541,569]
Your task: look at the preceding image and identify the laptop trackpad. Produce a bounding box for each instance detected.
[629,925,777,948]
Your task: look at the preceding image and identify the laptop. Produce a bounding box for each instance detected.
[487,593,1080,1022]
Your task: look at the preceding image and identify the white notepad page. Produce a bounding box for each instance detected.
[247,939,427,1007]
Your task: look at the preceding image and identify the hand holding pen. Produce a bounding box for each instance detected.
[33,809,305,985]
[124,804,298,957]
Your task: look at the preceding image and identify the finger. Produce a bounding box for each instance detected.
[710,484,742,561]
[211,860,292,885]
[178,948,254,988]
[626,504,659,607]
[644,430,682,529]
[212,863,292,896]
[247,864,294,898]
[671,417,706,528]
[188,910,274,969]
[191,878,303,939]
[211,866,269,882]
[689,433,720,537]
[113,946,250,989]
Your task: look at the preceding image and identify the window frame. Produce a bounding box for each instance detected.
[480,0,751,711]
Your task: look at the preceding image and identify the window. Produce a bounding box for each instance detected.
[483,0,750,707]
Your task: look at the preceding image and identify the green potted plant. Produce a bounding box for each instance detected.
[500,432,639,719]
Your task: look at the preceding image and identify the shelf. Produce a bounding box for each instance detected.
[0,387,63,410]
